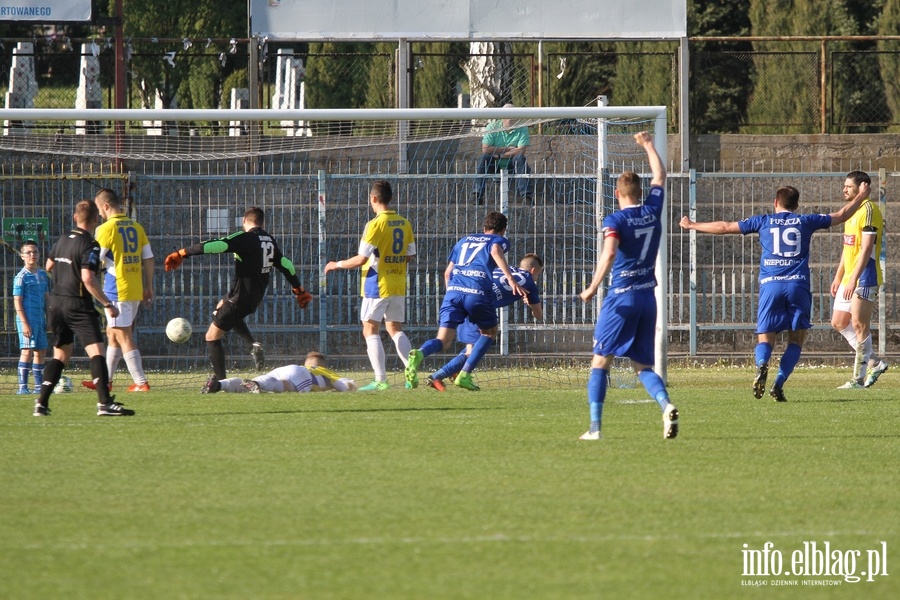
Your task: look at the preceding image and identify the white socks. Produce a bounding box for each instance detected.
[106,346,123,381]
[839,323,857,346]
[392,331,412,367]
[366,335,387,382]
[124,349,148,385]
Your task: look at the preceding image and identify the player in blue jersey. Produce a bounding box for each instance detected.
[425,253,543,391]
[577,131,677,440]
[12,241,51,394]
[680,182,869,402]
[405,211,525,391]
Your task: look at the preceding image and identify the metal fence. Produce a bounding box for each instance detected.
[1,159,895,368]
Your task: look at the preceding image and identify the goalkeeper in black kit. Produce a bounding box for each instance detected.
[165,206,312,383]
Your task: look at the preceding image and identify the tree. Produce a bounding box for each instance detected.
[611,41,677,118]
[543,41,616,107]
[688,0,754,133]
[829,0,891,133]
[361,42,395,110]
[747,0,858,133]
[305,42,374,110]
[114,0,245,110]
[463,41,514,108]
[411,42,467,109]
[877,0,900,131]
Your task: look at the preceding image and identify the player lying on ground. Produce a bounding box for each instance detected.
[202,351,356,394]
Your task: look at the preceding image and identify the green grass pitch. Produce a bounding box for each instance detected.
[1,366,898,599]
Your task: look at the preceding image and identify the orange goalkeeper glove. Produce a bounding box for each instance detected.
[292,286,313,309]
[164,249,188,272]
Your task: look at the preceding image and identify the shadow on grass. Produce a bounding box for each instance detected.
[692,432,900,440]
[803,396,898,403]
[169,405,503,418]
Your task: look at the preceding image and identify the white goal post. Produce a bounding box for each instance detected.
[0,105,669,386]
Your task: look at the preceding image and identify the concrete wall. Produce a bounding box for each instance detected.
[689,134,900,173]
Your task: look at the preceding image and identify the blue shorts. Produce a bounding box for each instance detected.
[17,316,47,350]
[592,292,656,365]
[439,291,498,331]
[756,283,811,334]
[457,319,481,345]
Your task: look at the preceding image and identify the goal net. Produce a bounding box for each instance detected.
[0,106,666,393]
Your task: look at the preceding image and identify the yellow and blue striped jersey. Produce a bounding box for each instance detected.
[95,213,153,301]
[841,198,883,288]
[358,210,415,298]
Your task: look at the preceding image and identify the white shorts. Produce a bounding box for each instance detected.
[360,296,406,324]
[273,365,313,392]
[107,300,140,328]
[833,284,879,313]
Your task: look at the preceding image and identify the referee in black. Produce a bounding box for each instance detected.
[35,200,134,416]
[165,206,312,385]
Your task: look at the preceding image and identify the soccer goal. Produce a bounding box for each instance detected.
[0,105,667,392]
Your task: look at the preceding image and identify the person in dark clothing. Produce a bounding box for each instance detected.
[164,206,312,382]
[35,200,134,417]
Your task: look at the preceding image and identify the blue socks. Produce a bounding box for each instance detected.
[432,350,468,381]
[17,361,29,391]
[755,342,773,367]
[462,335,494,373]
[773,343,802,388]
[639,369,671,410]
[587,368,608,432]
[420,338,444,358]
[32,363,44,390]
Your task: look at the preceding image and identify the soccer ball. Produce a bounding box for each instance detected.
[53,375,73,394]
[166,317,193,344]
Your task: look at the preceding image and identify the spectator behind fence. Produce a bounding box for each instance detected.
[473,103,533,205]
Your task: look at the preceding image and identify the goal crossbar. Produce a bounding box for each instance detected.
[1,106,667,123]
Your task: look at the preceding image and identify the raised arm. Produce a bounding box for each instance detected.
[842,229,877,301]
[634,131,666,187]
[829,181,870,226]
